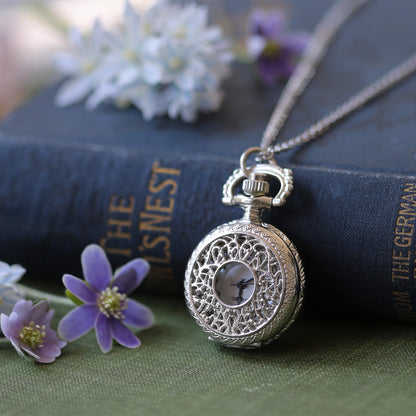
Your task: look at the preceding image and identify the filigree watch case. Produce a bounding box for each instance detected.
[185,159,305,348]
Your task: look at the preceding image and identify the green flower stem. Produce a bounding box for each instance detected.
[17,284,72,307]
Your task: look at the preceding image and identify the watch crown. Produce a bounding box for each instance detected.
[242,174,270,197]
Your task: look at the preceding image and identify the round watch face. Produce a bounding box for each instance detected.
[214,261,256,307]
[184,220,305,348]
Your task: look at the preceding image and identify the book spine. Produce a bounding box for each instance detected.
[0,138,415,322]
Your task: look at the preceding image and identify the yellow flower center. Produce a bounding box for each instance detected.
[169,57,183,70]
[98,287,127,319]
[142,22,152,35]
[19,322,46,349]
[123,49,138,62]
[174,26,187,39]
[263,41,281,58]
[81,60,96,73]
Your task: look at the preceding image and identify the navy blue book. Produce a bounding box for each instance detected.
[0,0,415,322]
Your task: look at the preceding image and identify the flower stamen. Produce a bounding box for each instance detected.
[174,27,187,38]
[263,41,281,57]
[81,60,96,73]
[123,49,138,62]
[19,322,46,349]
[169,57,184,70]
[98,286,127,319]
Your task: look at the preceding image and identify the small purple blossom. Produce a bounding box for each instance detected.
[247,8,309,85]
[58,244,154,353]
[0,300,66,363]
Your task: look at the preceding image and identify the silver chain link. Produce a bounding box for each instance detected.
[259,0,416,158]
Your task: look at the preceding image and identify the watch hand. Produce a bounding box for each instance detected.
[231,277,255,305]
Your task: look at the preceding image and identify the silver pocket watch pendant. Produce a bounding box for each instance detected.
[185,159,305,348]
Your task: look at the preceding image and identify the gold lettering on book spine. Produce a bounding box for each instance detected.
[100,196,135,257]
[99,162,180,291]
[391,183,416,321]
[138,162,180,290]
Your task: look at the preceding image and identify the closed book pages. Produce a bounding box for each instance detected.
[0,0,415,321]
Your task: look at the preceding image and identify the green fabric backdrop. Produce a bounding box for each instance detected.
[1,293,415,416]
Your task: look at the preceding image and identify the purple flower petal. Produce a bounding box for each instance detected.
[10,338,25,358]
[11,300,32,322]
[42,310,55,326]
[111,319,141,349]
[58,304,99,341]
[30,300,51,324]
[112,259,150,294]
[8,311,23,335]
[249,9,286,40]
[282,31,309,54]
[40,341,62,358]
[35,354,59,364]
[63,274,98,304]
[81,244,112,292]
[21,345,40,360]
[3,300,65,363]
[29,331,66,363]
[257,57,280,85]
[45,328,67,349]
[247,8,309,85]
[123,299,154,329]
[96,313,113,353]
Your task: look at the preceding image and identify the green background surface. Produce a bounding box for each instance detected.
[1,292,415,416]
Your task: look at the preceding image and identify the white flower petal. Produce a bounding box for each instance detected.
[53,53,80,75]
[91,19,105,57]
[85,83,117,110]
[4,265,26,284]
[117,66,141,87]
[142,61,163,85]
[175,71,197,91]
[68,27,87,54]
[0,284,25,315]
[247,35,267,59]
[0,262,11,280]
[103,31,123,50]
[124,1,142,44]
[54,1,233,122]
[0,262,26,284]
[143,37,164,57]
[198,26,222,43]
[55,77,93,107]
[181,106,197,123]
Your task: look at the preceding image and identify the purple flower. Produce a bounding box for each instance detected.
[58,244,154,353]
[0,300,66,363]
[246,8,309,85]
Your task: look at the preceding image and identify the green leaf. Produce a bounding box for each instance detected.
[65,289,84,306]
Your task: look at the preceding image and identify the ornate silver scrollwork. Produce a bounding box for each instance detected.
[185,221,304,347]
[185,161,304,348]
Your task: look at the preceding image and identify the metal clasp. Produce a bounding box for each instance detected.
[222,148,293,208]
[239,147,275,176]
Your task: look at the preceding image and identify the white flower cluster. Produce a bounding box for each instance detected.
[55,1,233,122]
[0,261,26,316]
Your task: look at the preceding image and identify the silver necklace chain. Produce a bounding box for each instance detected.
[259,0,416,158]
